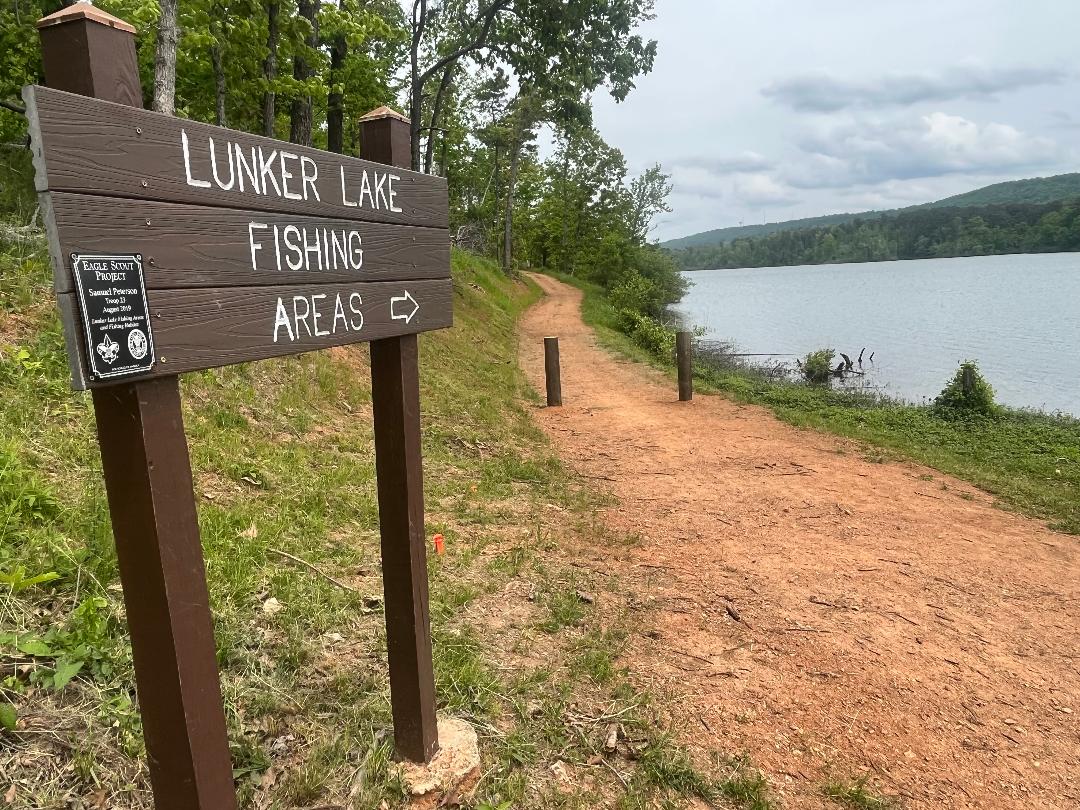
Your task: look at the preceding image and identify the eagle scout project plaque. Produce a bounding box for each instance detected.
[71,253,155,380]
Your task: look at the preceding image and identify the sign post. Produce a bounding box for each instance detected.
[36,8,237,809]
[29,5,450,807]
[360,106,439,763]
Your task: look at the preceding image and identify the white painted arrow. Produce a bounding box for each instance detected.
[390,289,420,324]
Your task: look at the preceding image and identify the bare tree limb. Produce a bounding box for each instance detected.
[423,64,455,174]
[0,99,26,115]
[417,0,510,87]
[267,548,360,594]
[409,0,511,170]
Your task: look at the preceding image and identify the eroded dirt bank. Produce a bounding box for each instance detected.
[518,273,1079,809]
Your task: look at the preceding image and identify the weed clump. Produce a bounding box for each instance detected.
[801,348,835,385]
[934,361,998,419]
[822,774,895,808]
[616,309,676,360]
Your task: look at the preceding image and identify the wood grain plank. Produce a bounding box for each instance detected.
[58,278,452,388]
[25,86,449,228]
[45,194,450,293]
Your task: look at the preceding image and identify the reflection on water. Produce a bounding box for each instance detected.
[674,252,1080,415]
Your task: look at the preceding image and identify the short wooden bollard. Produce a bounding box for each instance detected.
[676,331,693,402]
[544,336,562,406]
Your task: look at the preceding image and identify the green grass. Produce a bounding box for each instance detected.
[822,775,896,808]
[0,241,539,805]
[538,585,588,633]
[625,745,775,810]
[555,271,1080,535]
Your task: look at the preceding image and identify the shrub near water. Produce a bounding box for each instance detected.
[802,349,836,385]
[617,308,676,360]
[610,272,661,316]
[934,361,999,418]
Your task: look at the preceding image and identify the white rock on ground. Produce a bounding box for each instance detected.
[397,717,480,800]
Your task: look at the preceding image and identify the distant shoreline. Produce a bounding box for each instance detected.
[679,248,1080,273]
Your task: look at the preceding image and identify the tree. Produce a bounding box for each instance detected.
[153,0,179,114]
[262,0,281,136]
[422,63,455,173]
[408,0,511,171]
[208,3,229,125]
[290,0,321,145]
[500,92,540,271]
[325,18,347,152]
[628,164,673,243]
[491,0,658,271]
[0,0,45,141]
[321,0,405,154]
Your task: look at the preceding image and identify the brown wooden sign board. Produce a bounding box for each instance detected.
[56,276,452,381]
[23,85,453,390]
[43,194,450,292]
[24,86,449,227]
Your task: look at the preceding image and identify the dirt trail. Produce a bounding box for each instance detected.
[518,274,1079,809]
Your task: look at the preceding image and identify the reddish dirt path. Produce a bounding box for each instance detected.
[518,274,1079,809]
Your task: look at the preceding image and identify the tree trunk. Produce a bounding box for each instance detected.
[423,65,454,174]
[409,46,423,171]
[502,135,521,274]
[262,0,279,137]
[210,20,227,127]
[326,32,346,153]
[560,146,570,274]
[290,0,320,146]
[152,0,179,114]
[493,144,500,263]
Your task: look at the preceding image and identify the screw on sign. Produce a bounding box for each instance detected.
[28,4,450,808]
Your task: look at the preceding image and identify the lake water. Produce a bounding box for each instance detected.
[673,252,1080,416]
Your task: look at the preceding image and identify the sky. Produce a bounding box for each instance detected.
[587,0,1080,242]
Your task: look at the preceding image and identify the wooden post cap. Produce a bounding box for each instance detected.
[358,105,409,123]
[35,1,141,108]
[37,1,137,33]
[359,105,411,170]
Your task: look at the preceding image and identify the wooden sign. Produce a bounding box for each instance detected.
[23,85,453,389]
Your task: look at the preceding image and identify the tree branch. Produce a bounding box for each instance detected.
[417,0,511,87]
[0,99,26,115]
[423,63,455,173]
[411,0,427,55]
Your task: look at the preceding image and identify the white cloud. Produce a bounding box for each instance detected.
[732,173,800,206]
[790,112,1063,187]
[763,65,1068,112]
[672,151,774,174]
[670,166,730,199]
[586,0,1080,239]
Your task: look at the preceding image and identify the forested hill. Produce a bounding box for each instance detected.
[660,212,867,251]
[662,172,1080,252]
[671,198,1080,272]
[926,173,1080,208]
